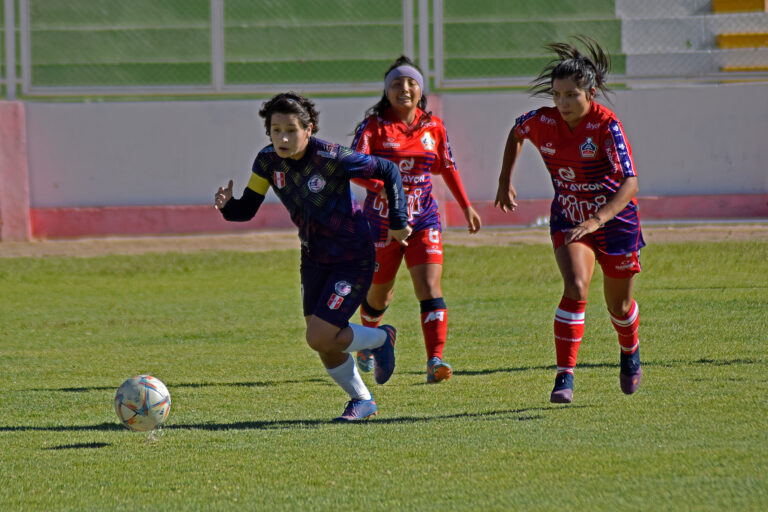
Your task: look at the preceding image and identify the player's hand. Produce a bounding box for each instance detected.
[387,225,413,246]
[214,180,233,209]
[494,183,518,213]
[464,206,482,234]
[565,217,601,244]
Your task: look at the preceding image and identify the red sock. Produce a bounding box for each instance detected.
[360,299,386,328]
[554,296,587,373]
[611,300,639,354]
[421,298,447,359]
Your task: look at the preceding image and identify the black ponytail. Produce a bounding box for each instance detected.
[529,36,611,98]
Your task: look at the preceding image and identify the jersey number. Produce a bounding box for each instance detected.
[373,189,423,221]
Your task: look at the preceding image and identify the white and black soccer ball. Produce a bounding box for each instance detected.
[114,375,171,431]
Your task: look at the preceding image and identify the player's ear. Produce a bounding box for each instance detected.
[587,87,596,101]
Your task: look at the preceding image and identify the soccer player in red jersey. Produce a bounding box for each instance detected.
[351,56,482,383]
[215,93,412,421]
[495,38,644,403]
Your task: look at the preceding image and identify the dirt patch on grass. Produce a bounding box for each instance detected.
[0,223,765,258]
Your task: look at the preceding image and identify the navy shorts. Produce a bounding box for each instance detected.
[300,251,375,328]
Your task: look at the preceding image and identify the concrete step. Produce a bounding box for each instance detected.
[616,0,712,18]
[625,48,768,75]
[622,12,768,52]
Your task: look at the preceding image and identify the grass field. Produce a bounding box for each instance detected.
[1,239,766,510]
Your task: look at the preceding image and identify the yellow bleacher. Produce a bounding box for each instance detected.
[714,1,768,71]
[712,0,766,13]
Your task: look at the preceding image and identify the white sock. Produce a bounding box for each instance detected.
[344,323,386,353]
[326,354,371,401]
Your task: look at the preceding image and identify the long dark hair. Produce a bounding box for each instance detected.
[529,36,611,99]
[354,55,430,133]
[259,92,320,136]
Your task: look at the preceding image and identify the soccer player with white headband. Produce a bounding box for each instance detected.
[351,56,482,384]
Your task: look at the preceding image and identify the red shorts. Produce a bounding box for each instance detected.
[372,228,443,284]
[552,230,641,279]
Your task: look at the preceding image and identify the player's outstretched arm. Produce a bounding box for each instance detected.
[214,180,233,210]
[495,129,523,213]
[215,178,265,222]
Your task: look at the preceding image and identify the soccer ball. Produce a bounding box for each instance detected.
[114,375,171,431]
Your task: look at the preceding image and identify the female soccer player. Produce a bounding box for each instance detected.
[351,56,481,383]
[495,38,644,403]
[215,92,412,421]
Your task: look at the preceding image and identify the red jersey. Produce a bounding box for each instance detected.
[351,108,470,245]
[514,101,645,254]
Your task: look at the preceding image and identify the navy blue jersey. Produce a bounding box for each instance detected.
[221,137,407,264]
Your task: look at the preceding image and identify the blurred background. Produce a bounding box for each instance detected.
[1,0,766,239]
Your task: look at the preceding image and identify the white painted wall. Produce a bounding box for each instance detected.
[440,82,768,199]
[25,82,767,209]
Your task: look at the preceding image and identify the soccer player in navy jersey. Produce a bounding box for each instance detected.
[214,93,412,421]
[495,38,644,403]
[350,56,482,383]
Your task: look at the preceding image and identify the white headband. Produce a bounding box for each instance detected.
[384,65,424,92]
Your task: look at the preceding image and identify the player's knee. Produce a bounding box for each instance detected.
[305,330,333,353]
[607,298,634,318]
[564,280,589,301]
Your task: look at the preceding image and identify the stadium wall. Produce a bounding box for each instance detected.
[10,82,768,239]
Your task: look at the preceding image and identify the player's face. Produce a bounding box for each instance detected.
[552,77,595,129]
[386,76,422,119]
[269,113,313,160]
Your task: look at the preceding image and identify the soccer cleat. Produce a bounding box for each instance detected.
[620,346,642,395]
[550,372,574,403]
[356,349,375,373]
[372,325,396,384]
[333,397,378,422]
[427,356,452,383]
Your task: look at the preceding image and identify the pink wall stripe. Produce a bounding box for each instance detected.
[0,102,31,241]
[30,203,293,239]
[28,194,767,239]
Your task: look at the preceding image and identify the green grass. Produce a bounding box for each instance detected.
[1,239,766,510]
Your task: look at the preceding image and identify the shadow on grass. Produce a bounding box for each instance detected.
[30,377,329,393]
[3,406,582,433]
[44,442,111,450]
[411,357,765,378]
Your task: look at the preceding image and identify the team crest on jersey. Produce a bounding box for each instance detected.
[580,137,597,159]
[327,294,344,310]
[273,171,286,189]
[421,131,436,151]
[334,281,352,296]
[307,174,326,192]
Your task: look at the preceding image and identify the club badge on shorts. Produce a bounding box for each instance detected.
[334,281,352,296]
[327,294,344,310]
